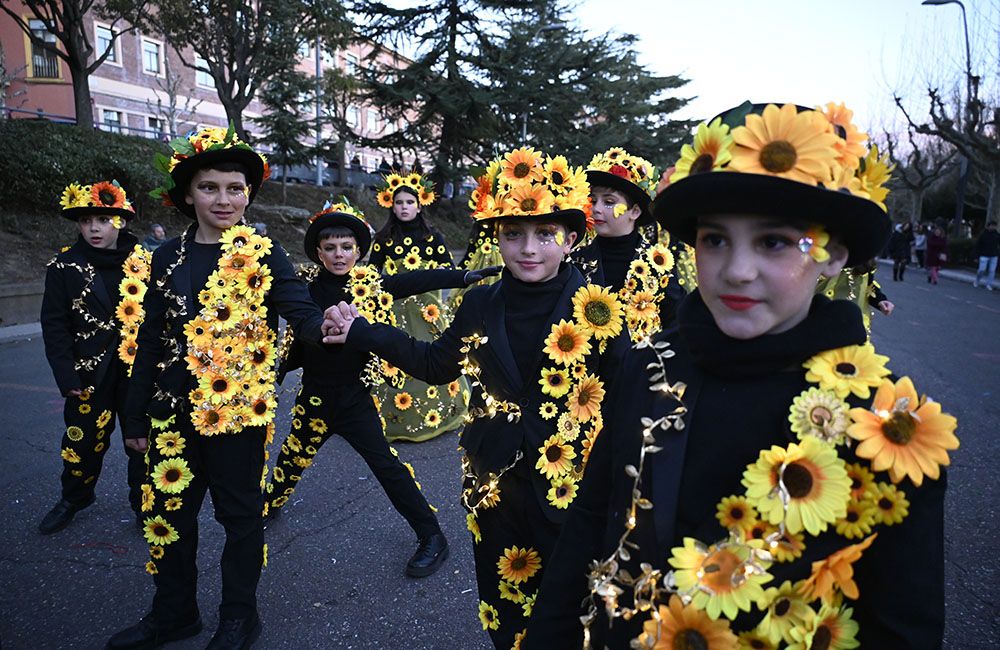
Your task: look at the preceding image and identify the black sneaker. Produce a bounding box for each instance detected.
[38,496,95,535]
[406,533,449,578]
[205,612,261,650]
[105,613,202,650]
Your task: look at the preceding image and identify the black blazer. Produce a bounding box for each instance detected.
[527,326,947,649]
[123,227,325,438]
[346,266,627,523]
[40,235,133,396]
[278,267,470,387]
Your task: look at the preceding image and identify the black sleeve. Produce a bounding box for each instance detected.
[39,263,81,396]
[123,249,172,439]
[276,330,304,384]
[429,231,455,268]
[867,278,888,308]
[854,473,946,648]
[344,292,474,384]
[267,243,325,347]
[526,380,620,649]
[381,268,468,299]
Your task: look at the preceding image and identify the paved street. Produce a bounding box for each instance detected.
[1,271,997,649]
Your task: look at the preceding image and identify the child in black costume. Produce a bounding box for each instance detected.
[527,103,958,649]
[39,180,148,534]
[267,200,498,577]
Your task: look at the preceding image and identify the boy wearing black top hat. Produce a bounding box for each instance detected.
[526,103,957,649]
[266,199,498,577]
[323,147,629,648]
[571,149,685,341]
[39,180,148,534]
[107,126,327,650]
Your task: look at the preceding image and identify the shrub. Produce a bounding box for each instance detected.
[946,238,975,266]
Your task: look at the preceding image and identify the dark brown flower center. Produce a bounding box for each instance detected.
[783,462,814,498]
[759,140,797,173]
[557,333,576,352]
[835,362,857,376]
[514,162,531,178]
[521,198,538,211]
[689,153,716,175]
[811,625,832,650]
[153,524,168,536]
[99,189,117,205]
[216,306,231,321]
[231,257,245,269]
[673,629,708,650]
[548,375,563,386]
[879,497,893,510]
[577,389,592,406]
[546,445,563,462]
[556,486,568,497]
[254,401,267,415]
[774,598,791,617]
[729,507,745,520]
[511,556,527,571]
[882,411,916,444]
[846,509,859,522]
[810,406,833,426]
[248,274,262,288]
[165,469,180,482]
[127,285,139,295]
[584,300,612,326]
[551,171,564,185]
[253,350,266,363]
[206,411,220,425]
[212,379,228,393]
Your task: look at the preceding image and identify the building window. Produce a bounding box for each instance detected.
[147,116,164,139]
[102,109,124,134]
[141,38,162,75]
[346,105,359,128]
[344,52,359,73]
[28,19,59,79]
[95,24,118,64]
[366,109,379,134]
[298,41,311,59]
[194,55,214,88]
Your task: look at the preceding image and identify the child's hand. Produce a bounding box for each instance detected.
[125,437,148,452]
[67,389,83,397]
[877,300,895,316]
[322,301,359,344]
[464,266,502,285]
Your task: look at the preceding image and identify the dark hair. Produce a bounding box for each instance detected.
[590,184,637,209]
[189,161,249,189]
[317,225,356,243]
[374,186,435,244]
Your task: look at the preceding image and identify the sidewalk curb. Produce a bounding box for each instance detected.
[0,322,42,344]
[875,258,977,285]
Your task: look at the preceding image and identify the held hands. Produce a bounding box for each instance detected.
[464,265,503,285]
[125,437,148,452]
[322,301,360,344]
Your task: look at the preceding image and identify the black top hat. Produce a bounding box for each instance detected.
[585,149,658,225]
[304,210,373,264]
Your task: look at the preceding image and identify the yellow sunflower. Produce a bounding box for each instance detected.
[77,403,91,414]
[426,386,438,399]
[140,484,155,512]
[868,482,909,525]
[571,285,623,340]
[151,457,194,494]
[61,448,82,463]
[155,431,185,457]
[467,512,482,544]
[248,394,277,426]
[730,103,839,185]
[738,630,778,650]
[843,462,875,502]
[377,189,394,208]
[66,426,84,442]
[183,318,215,350]
[847,376,958,486]
[647,243,674,273]
[538,367,571,398]
[143,515,180,546]
[799,533,877,604]
[670,118,734,183]
[543,320,592,366]
[60,182,89,209]
[149,545,165,560]
[787,604,859,650]
[424,410,441,427]
[164,497,182,511]
[191,404,232,435]
[556,412,581,441]
[742,436,850,536]
[716,495,758,533]
[546,475,578,509]
[421,304,440,323]
[499,147,544,185]
[535,434,576,479]
[307,418,327,435]
[544,155,574,195]
[803,344,890,400]
[219,225,256,253]
[834,498,877,540]
[788,387,850,445]
[198,371,238,405]
[668,537,772,620]
[503,183,555,215]
[496,546,542,584]
[115,299,144,327]
[447,380,461,397]
[498,580,526,603]
[286,433,302,452]
[755,579,816,644]
[566,374,605,423]
[478,601,500,631]
[118,277,147,302]
[538,402,558,420]
[635,594,738,649]
[856,145,893,211]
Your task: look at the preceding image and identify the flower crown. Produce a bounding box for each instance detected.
[587,148,658,199]
[310,196,368,224]
[669,102,894,211]
[150,124,269,204]
[376,172,435,208]
[61,179,134,212]
[469,147,591,221]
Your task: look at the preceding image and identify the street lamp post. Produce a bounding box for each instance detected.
[521,22,565,144]
[921,0,972,230]
[315,36,324,187]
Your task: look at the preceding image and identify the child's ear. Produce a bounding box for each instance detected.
[819,240,849,278]
[565,229,578,249]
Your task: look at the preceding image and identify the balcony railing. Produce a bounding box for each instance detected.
[31,53,60,79]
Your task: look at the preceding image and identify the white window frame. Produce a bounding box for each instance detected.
[26,17,60,80]
[94,22,120,67]
[366,108,379,134]
[100,108,125,134]
[146,115,165,139]
[140,36,164,76]
[346,105,359,128]
[194,54,215,89]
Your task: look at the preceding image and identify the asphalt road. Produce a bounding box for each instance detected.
[0,271,997,649]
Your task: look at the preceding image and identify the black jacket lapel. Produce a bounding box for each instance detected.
[482,283,523,392]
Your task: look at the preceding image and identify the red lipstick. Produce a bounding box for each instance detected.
[719,295,761,311]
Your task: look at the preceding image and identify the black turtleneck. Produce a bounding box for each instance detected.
[501,263,574,385]
[78,231,138,304]
[596,230,640,291]
[188,238,223,295]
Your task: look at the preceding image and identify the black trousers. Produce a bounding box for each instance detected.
[142,415,266,623]
[59,363,145,513]
[470,463,561,649]
[268,382,440,539]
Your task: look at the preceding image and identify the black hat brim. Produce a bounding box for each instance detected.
[653,172,890,266]
[304,212,373,264]
[586,170,653,224]
[61,206,136,222]
[167,148,265,219]
[490,208,588,248]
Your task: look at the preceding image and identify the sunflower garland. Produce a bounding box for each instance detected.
[376,171,436,208]
[116,245,152,371]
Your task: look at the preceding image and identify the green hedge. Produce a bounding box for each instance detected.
[0,119,169,214]
[947,238,975,266]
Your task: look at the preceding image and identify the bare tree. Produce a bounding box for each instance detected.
[0,43,28,116]
[880,126,956,224]
[0,0,149,129]
[144,52,202,139]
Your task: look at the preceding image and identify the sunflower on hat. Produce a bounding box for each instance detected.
[59,179,136,228]
[376,171,436,208]
[587,149,658,200]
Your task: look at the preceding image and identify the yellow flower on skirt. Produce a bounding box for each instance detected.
[151,458,195,494]
[143,515,180,546]
[478,601,500,631]
[61,448,81,463]
[496,546,542,584]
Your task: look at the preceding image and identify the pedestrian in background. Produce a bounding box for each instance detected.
[974,221,999,290]
[926,223,948,285]
[913,223,927,268]
[888,223,910,281]
[143,223,167,251]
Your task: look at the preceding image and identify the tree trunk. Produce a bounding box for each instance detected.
[911,188,924,225]
[986,163,1000,227]
[69,62,94,129]
[218,94,247,140]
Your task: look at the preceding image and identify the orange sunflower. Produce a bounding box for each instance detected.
[116,299,144,327]
[91,181,126,208]
[847,376,958,486]
[499,147,544,185]
[535,434,576,479]
[503,183,554,215]
[668,537,772,620]
[566,374,605,423]
[496,546,541,584]
[635,595,738,649]
[730,103,839,186]
[820,102,867,170]
[421,304,440,323]
[799,533,877,603]
[543,319,591,366]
